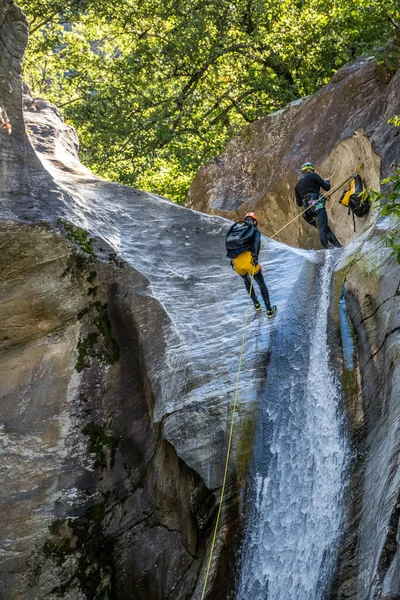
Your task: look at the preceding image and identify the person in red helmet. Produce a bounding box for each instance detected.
[225,212,277,317]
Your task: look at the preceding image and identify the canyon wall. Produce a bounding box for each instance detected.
[186,57,399,250]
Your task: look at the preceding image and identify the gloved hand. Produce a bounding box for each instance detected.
[251,254,258,266]
[325,178,330,185]
[230,259,235,270]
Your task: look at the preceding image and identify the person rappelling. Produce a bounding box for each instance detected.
[226,212,277,317]
[295,162,342,249]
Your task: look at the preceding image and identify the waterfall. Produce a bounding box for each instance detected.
[237,251,349,600]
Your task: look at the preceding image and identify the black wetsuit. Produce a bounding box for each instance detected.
[295,172,342,249]
[241,269,272,311]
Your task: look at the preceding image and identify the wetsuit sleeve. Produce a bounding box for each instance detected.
[252,228,261,259]
[295,185,302,207]
[314,173,331,191]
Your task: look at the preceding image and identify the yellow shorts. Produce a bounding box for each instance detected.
[232,251,260,276]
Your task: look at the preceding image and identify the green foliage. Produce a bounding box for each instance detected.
[58,218,94,254]
[22,0,398,203]
[76,332,98,372]
[376,22,400,71]
[389,115,400,126]
[380,166,400,262]
[362,119,400,262]
[81,422,118,470]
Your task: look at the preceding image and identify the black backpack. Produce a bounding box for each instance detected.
[339,174,371,231]
[225,222,255,258]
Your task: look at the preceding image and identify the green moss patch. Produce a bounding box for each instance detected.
[82,422,118,470]
[58,219,95,255]
[236,413,257,483]
[75,253,87,270]
[342,369,359,402]
[94,302,120,364]
[87,500,106,524]
[76,332,98,372]
[87,271,97,283]
[34,515,113,598]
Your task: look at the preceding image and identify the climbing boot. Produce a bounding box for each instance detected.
[267,305,278,318]
[254,301,262,312]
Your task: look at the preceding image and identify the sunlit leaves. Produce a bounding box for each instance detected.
[21,0,397,203]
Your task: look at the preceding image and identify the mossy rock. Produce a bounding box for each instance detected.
[58,218,95,255]
[76,332,98,372]
[82,422,118,470]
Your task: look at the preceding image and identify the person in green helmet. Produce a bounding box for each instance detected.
[295,162,342,249]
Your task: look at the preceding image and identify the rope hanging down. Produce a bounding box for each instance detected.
[200,165,362,599]
[200,270,255,600]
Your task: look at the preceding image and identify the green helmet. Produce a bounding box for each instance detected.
[301,162,315,173]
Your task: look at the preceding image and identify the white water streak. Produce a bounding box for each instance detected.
[237,252,348,600]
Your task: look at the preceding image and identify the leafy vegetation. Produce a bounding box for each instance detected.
[21,0,398,203]
[76,332,98,372]
[361,117,400,262]
[376,17,400,71]
[81,422,118,470]
[58,218,94,254]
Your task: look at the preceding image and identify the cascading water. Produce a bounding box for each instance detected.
[237,251,349,600]
[13,123,352,597]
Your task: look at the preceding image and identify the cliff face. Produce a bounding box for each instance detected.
[330,225,400,600]
[1,2,400,599]
[185,47,400,597]
[186,58,399,250]
[0,3,266,598]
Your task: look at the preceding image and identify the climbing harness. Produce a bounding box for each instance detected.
[200,165,362,598]
[303,192,326,213]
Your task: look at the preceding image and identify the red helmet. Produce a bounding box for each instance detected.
[244,212,258,225]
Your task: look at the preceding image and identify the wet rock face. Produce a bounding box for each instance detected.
[0,220,212,599]
[186,59,400,249]
[0,3,265,598]
[332,228,400,600]
[1,3,399,599]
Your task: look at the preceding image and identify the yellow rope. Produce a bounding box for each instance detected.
[200,268,255,600]
[200,164,362,598]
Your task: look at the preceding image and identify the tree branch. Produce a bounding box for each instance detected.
[388,16,400,31]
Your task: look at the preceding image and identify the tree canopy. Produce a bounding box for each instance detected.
[20,0,398,203]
